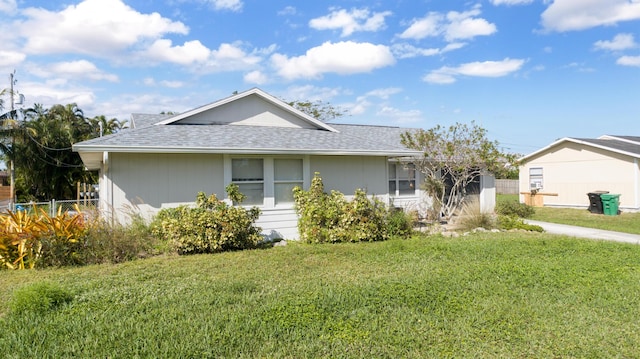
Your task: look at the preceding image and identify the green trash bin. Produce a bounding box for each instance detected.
[600,194,620,216]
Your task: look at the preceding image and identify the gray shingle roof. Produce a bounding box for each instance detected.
[74,122,420,156]
[572,137,640,157]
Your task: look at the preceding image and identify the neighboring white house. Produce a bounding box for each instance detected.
[73,88,495,239]
[519,135,640,211]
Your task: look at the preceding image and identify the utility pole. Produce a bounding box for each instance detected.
[8,71,17,205]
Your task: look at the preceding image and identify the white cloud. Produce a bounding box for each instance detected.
[0,50,26,67]
[207,0,243,12]
[398,6,496,42]
[490,0,533,5]
[423,58,525,84]
[542,0,640,32]
[282,85,347,103]
[376,106,423,124]
[444,8,497,41]
[244,70,268,85]
[617,55,640,67]
[309,8,392,37]
[143,39,211,65]
[278,6,296,16]
[0,0,16,13]
[271,41,395,80]
[398,13,442,40]
[364,87,402,100]
[194,42,266,73]
[18,0,188,56]
[593,33,636,51]
[49,60,119,82]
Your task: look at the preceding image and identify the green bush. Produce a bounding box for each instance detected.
[151,186,262,254]
[496,200,535,218]
[386,208,414,238]
[9,281,73,315]
[498,215,544,232]
[293,173,389,243]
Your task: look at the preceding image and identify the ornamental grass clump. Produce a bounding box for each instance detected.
[9,281,73,315]
[151,185,262,254]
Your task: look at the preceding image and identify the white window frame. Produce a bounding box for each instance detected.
[389,162,416,197]
[224,155,309,208]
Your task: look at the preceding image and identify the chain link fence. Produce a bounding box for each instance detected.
[1,199,98,216]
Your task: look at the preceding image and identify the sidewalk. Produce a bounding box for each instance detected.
[526,220,640,245]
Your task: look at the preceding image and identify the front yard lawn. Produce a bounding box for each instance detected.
[1,232,639,357]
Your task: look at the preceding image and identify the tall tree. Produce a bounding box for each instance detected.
[401,121,514,220]
[286,100,347,122]
[11,104,99,201]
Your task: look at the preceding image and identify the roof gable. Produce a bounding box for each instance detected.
[521,136,640,162]
[156,88,338,132]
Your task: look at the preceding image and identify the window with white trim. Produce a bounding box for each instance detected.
[274,158,303,205]
[232,158,264,205]
[529,167,543,190]
[389,162,416,196]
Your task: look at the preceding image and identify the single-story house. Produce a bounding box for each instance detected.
[73,88,495,239]
[519,135,640,211]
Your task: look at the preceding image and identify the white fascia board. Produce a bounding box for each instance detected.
[519,137,571,162]
[73,145,420,157]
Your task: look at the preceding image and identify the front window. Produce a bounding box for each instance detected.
[389,162,416,196]
[232,158,264,205]
[529,167,543,190]
[274,159,303,205]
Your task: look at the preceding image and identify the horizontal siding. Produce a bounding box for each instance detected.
[256,207,299,240]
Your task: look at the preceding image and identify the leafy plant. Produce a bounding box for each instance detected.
[498,215,544,232]
[293,173,389,243]
[9,281,73,315]
[0,208,47,269]
[496,200,535,218]
[151,189,262,255]
[386,208,414,238]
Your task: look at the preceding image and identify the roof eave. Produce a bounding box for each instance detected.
[73,145,420,158]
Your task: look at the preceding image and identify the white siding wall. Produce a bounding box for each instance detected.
[310,155,387,196]
[103,153,394,239]
[519,142,640,210]
[107,153,225,222]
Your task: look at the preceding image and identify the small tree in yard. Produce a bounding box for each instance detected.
[401,121,511,221]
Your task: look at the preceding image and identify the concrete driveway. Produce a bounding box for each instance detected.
[526,220,640,245]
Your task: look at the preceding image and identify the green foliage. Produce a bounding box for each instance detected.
[498,215,544,232]
[81,212,163,265]
[496,200,535,218]
[152,190,262,255]
[0,206,86,269]
[293,173,389,243]
[9,281,73,315]
[386,208,414,238]
[401,121,517,220]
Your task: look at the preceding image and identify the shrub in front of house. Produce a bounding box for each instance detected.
[496,200,535,218]
[497,215,544,232]
[293,173,391,243]
[151,186,262,254]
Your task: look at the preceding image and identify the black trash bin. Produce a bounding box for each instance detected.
[587,191,609,214]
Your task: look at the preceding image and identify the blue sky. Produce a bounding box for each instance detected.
[1,0,639,155]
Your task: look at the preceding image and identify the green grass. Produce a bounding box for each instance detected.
[498,194,640,234]
[2,233,640,358]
